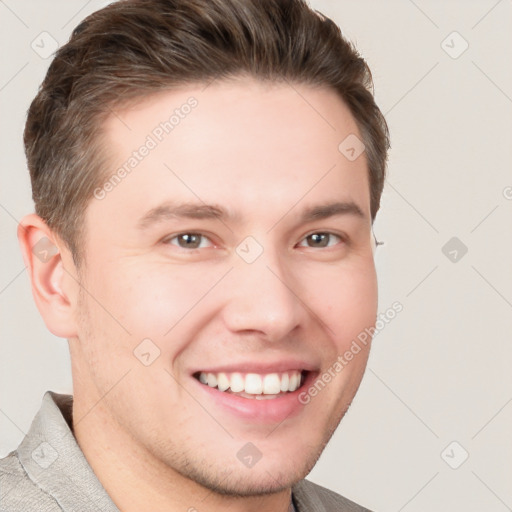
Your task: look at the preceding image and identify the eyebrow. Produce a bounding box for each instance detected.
[137,202,230,229]
[137,200,366,230]
[299,201,366,223]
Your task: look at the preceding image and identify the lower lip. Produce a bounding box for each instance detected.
[193,372,316,423]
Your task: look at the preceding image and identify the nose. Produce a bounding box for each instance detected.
[220,248,307,342]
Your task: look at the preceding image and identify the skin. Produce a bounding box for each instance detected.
[19,77,378,512]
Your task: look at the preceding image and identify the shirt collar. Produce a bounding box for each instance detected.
[17,391,119,512]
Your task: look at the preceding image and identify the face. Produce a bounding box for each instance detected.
[70,77,377,495]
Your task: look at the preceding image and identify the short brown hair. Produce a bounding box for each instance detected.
[24,0,389,268]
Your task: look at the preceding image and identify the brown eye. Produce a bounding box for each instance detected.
[298,232,342,248]
[167,233,212,249]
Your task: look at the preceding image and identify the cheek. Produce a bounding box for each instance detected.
[89,263,224,342]
[306,259,378,345]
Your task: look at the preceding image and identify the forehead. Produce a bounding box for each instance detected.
[90,78,370,232]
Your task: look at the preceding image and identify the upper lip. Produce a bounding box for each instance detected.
[191,359,319,375]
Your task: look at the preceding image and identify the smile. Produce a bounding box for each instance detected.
[194,370,306,399]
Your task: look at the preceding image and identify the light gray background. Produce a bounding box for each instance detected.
[1,1,511,511]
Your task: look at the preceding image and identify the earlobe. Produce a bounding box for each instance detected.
[17,214,79,338]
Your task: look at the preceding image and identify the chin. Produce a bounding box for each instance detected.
[173,454,314,497]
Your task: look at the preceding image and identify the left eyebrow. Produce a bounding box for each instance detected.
[299,201,367,223]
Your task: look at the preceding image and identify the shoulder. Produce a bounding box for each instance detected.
[0,450,61,511]
[293,479,373,512]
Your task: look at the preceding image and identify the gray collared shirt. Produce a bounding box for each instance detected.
[0,391,372,511]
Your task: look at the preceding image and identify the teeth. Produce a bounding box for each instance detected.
[289,372,298,392]
[197,370,304,396]
[217,372,230,392]
[245,374,263,394]
[263,374,281,394]
[230,373,245,393]
[280,373,289,392]
[207,373,217,388]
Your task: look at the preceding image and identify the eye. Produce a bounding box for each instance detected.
[165,233,213,249]
[297,232,343,249]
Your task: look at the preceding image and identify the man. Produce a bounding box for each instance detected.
[1,0,389,510]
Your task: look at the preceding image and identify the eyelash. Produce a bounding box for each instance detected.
[164,231,346,250]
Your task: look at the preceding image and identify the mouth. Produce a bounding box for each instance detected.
[193,370,309,400]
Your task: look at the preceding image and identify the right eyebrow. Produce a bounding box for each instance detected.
[137,201,236,230]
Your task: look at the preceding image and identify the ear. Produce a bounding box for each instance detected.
[17,214,79,338]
